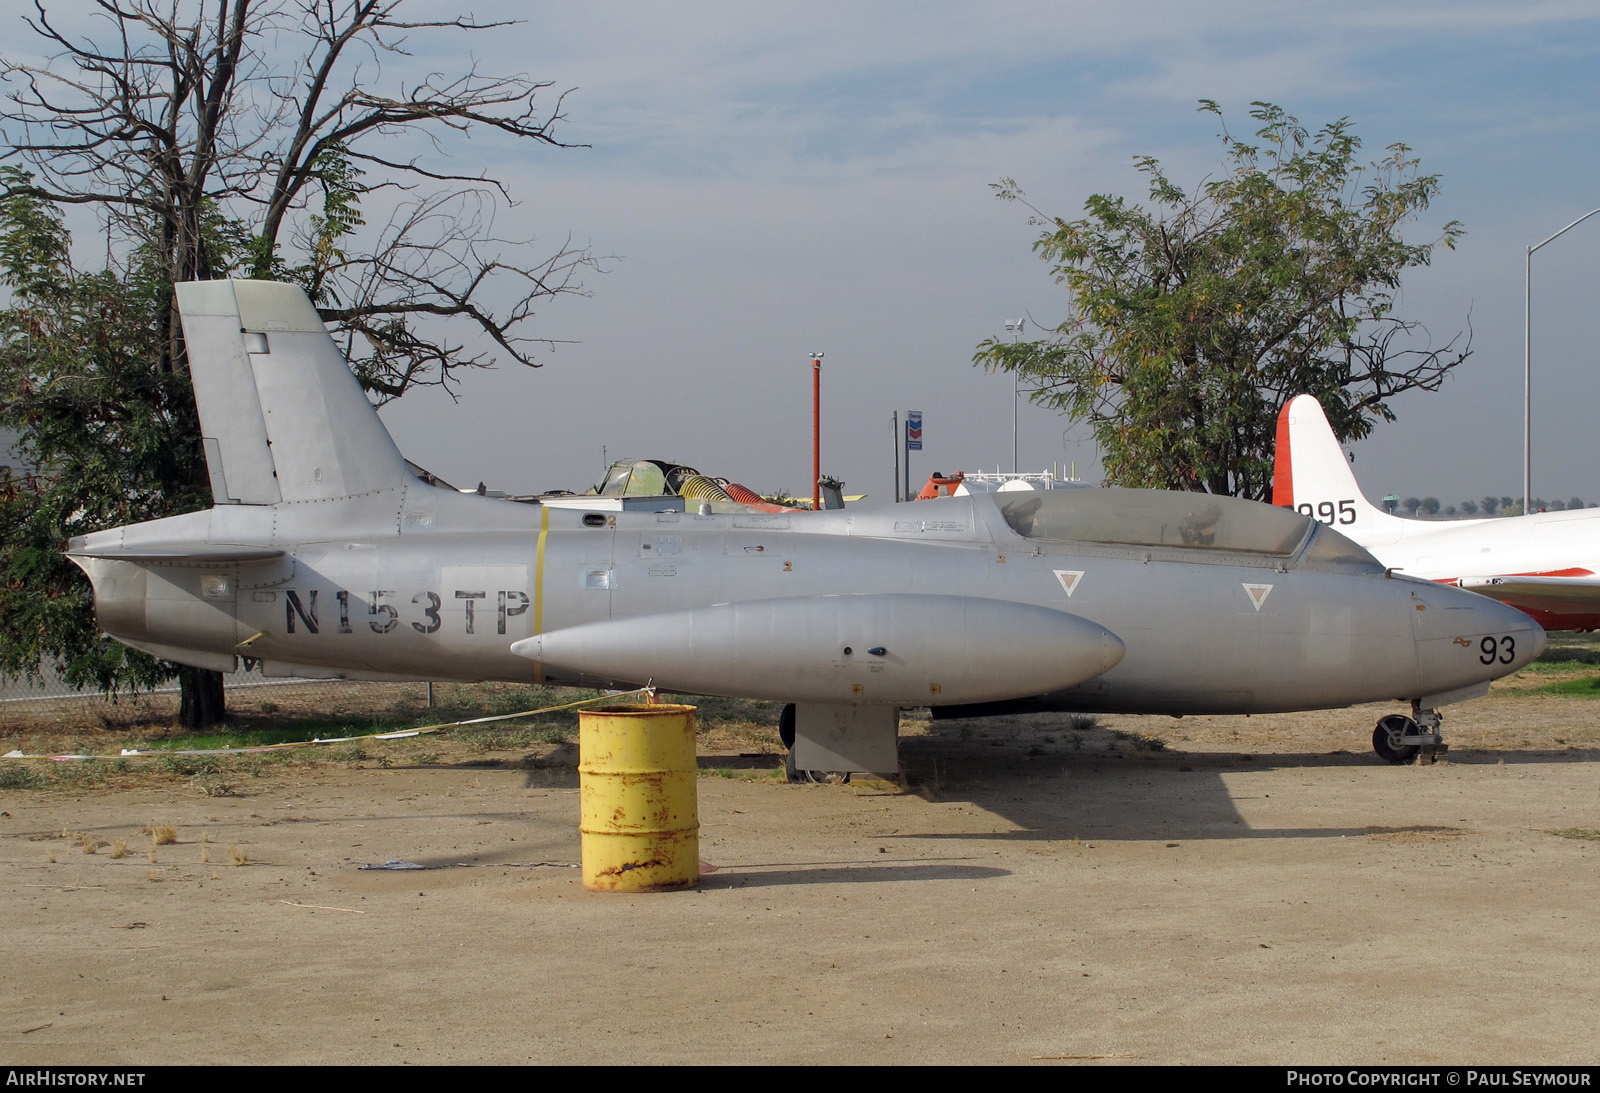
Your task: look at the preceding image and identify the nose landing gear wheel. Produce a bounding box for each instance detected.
[1373,714,1421,765]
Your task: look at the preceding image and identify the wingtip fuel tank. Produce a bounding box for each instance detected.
[512,593,1127,705]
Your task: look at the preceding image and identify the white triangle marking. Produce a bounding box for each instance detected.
[1243,583,1274,611]
[1054,569,1084,598]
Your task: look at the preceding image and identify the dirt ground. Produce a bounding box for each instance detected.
[3,688,1598,1066]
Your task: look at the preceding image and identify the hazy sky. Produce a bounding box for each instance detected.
[36,1,1600,506]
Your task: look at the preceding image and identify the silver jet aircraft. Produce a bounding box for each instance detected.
[69,281,1544,772]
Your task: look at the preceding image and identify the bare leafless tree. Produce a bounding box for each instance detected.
[1,0,595,396]
[0,0,595,727]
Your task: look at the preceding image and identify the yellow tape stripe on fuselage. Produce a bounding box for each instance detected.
[533,505,550,681]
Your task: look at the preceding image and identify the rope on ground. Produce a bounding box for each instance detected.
[0,685,655,761]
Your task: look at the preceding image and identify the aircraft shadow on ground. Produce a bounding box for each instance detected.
[884,732,1597,845]
[102,732,1578,879]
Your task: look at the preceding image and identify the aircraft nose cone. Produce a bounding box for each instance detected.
[1428,585,1547,690]
[1478,595,1547,670]
[1408,580,1546,695]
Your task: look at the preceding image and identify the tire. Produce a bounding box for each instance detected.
[780,707,850,783]
[1373,714,1420,765]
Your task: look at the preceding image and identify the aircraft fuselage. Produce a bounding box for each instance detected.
[73,487,1544,718]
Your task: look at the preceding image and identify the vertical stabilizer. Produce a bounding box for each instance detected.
[1274,395,1409,540]
[177,280,409,504]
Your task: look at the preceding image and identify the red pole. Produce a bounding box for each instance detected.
[811,353,822,511]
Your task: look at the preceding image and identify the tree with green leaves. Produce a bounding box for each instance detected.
[0,1,594,726]
[976,101,1470,499]
[0,182,205,709]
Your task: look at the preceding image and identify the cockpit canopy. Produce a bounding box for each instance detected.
[591,458,703,498]
[995,488,1381,569]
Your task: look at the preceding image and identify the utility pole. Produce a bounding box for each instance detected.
[810,352,823,512]
[892,411,901,503]
[1005,318,1025,472]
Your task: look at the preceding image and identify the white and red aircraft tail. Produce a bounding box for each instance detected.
[1273,393,1600,631]
[1272,395,1425,548]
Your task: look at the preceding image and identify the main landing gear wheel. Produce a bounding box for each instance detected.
[1372,714,1420,765]
[783,750,849,784]
[779,703,796,750]
[779,703,850,784]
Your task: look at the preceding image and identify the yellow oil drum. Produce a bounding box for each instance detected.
[577,704,700,892]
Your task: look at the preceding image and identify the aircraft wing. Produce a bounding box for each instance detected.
[1459,575,1600,617]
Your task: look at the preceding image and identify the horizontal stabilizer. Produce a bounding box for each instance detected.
[66,543,286,564]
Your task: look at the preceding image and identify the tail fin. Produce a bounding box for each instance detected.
[1274,394,1409,539]
[176,280,409,505]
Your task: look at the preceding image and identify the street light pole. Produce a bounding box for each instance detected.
[1005,318,1025,473]
[1525,207,1600,510]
